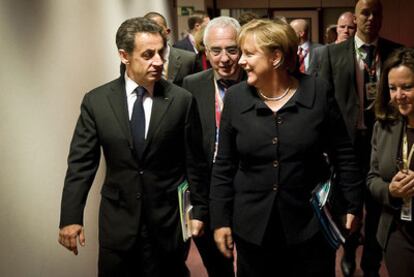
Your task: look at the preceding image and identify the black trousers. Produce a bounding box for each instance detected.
[234,203,335,277]
[234,232,335,277]
[384,222,414,277]
[192,226,235,277]
[98,223,189,277]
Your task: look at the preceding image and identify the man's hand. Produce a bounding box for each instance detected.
[58,224,85,255]
[190,219,204,237]
[213,227,234,258]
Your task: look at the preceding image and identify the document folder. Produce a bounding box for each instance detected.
[178,180,193,242]
[310,176,346,249]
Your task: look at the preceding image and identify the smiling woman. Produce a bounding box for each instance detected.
[368,47,414,277]
[210,18,364,277]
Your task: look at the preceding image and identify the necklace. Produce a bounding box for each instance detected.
[258,87,290,101]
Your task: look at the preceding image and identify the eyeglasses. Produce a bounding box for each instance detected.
[208,46,239,57]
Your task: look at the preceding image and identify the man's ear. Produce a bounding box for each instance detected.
[118,49,129,65]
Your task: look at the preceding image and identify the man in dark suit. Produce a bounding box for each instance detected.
[308,11,356,75]
[58,17,208,276]
[319,1,402,276]
[173,11,210,53]
[182,16,244,277]
[290,18,322,74]
[144,12,198,86]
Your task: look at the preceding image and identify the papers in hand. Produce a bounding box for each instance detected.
[310,178,346,249]
[178,180,193,242]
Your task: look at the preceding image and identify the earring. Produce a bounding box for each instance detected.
[273,57,284,69]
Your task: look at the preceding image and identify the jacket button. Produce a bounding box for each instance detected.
[136,193,141,199]
[272,137,278,144]
[272,184,278,191]
[276,116,283,124]
[272,160,279,167]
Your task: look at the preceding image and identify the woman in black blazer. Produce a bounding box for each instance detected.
[367,48,414,277]
[209,19,363,277]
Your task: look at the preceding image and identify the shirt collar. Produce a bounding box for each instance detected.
[124,72,153,97]
[163,44,171,63]
[354,34,378,49]
[299,41,310,51]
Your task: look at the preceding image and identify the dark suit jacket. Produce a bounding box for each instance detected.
[308,44,328,76]
[168,47,197,86]
[319,37,402,143]
[173,35,195,53]
[60,77,209,252]
[182,69,216,172]
[210,75,363,246]
[305,42,322,74]
[367,119,404,250]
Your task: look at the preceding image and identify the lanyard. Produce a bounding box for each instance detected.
[355,45,380,79]
[402,131,414,171]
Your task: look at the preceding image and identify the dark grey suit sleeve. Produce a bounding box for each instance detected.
[210,92,238,229]
[185,95,209,221]
[60,93,101,228]
[325,85,364,215]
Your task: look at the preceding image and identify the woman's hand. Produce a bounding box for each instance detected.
[213,227,234,258]
[389,170,414,198]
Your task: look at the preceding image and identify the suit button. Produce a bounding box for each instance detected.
[272,184,278,191]
[272,137,278,144]
[276,116,283,124]
[139,170,144,175]
[136,193,141,199]
[272,160,279,167]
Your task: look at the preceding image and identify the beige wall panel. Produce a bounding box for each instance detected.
[0,1,172,276]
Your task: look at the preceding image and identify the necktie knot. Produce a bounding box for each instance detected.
[217,79,237,90]
[135,86,146,98]
[362,44,376,66]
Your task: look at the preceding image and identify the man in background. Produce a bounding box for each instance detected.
[174,10,210,53]
[290,18,322,74]
[309,11,356,75]
[144,12,198,86]
[319,1,402,276]
[182,16,245,277]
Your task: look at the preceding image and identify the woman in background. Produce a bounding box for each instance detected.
[367,47,414,277]
[210,19,363,277]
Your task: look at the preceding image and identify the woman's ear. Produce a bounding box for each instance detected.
[272,50,284,69]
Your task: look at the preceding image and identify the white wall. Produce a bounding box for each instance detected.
[0,1,172,276]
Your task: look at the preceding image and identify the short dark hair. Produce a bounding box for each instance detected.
[376,47,414,123]
[238,12,259,26]
[116,17,165,54]
[144,12,168,28]
[188,10,207,30]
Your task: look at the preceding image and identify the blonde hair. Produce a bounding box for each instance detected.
[238,19,299,72]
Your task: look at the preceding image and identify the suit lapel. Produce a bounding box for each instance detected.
[143,80,173,155]
[198,70,216,135]
[107,77,133,147]
[168,48,181,83]
[391,120,404,164]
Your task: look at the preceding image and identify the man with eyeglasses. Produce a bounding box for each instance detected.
[182,16,244,277]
